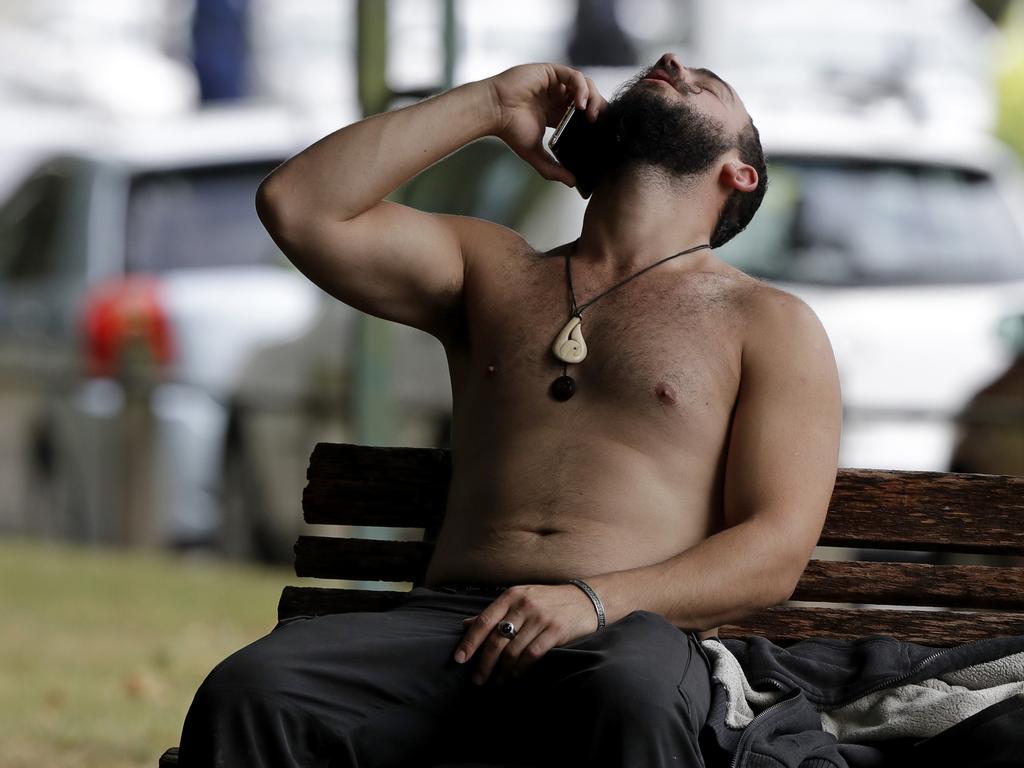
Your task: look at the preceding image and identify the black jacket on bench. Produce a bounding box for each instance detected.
[697,633,1024,768]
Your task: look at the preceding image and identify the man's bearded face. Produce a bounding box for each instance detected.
[598,71,734,181]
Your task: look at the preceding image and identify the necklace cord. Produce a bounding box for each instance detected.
[564,240,711,317]
[565,248,580,316]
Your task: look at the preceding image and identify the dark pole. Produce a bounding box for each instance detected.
[567,0,636,66]
[352,0,394,446]
[349,0,458,446]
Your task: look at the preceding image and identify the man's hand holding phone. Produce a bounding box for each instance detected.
[486,63,608,191]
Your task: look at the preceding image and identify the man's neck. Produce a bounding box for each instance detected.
[575,166,719,277]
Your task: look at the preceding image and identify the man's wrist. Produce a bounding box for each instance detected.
[461,78,504,138]
[568,578,606,631]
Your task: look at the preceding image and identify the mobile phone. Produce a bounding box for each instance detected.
[547,105,605,199]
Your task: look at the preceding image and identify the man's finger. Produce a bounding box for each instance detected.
[453,600,507,663]
[520,143,575,186]
[551,63,589,109]
[509,627,561,681]
[472,613,527,685]
[583,76,605,121]
[493,622,546,686]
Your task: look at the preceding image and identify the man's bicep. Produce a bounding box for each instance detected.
[260,198,506,340]
[721,292,843,591]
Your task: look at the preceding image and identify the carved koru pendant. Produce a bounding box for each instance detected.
[551,315,587,364]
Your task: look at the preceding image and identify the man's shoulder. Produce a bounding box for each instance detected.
[737,279,833,364]
[441,215,539,265]
[693,267,809,325]
[742,280,817,321]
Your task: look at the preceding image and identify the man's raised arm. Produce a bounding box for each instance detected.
[255,64,605,341]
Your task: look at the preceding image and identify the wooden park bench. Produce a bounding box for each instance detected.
[159,441,1024,766]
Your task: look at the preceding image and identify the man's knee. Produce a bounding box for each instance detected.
[190,642,288,714]
[180,639,347,768]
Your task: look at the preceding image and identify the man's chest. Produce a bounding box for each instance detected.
[458,253,748,419]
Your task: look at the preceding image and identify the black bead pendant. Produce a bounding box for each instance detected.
[550,375,577,401]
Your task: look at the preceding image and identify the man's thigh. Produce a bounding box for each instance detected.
[483,610,712,767]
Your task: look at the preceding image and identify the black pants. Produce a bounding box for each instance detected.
[177,585,713,767]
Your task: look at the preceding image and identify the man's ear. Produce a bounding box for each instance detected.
[720,161,758,193]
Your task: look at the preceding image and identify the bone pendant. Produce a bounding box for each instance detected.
[552,315,587,364]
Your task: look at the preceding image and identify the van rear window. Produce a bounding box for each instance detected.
[717,159,1024,285]
[125,161,286,273]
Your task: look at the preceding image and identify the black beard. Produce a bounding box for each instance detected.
[595,75,733,183]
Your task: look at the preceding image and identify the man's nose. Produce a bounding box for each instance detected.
[657,53,683,76]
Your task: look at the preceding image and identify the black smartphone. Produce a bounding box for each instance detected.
[547,105,606,199]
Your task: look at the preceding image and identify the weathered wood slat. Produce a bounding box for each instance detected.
[278,586,1024,647]
[293,531,1024,611]
[279,586,409,620]
[303,479,447,528]
[721,605,1024,646]
[306,442,451,481]
[302,444,1024,554]
[303,444,450,527]
[819,468,1024,555]
[792,560,1024,609]
[303,438,448,475]
[293,535,432,582]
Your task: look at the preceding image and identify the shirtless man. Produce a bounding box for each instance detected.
[177,54,842,767]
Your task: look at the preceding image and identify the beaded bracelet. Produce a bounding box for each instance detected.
[568,578,606,631]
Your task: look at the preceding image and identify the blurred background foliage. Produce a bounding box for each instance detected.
[997,0,1024,157]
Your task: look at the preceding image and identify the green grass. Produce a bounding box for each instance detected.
[0,536,313,768]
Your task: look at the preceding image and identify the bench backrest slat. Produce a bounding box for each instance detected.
[276,586,1024,647]
[793,560,1024,610]
[303,443,449,530]
[716,605,1024,646]
[291,539,1024,612]
[303,445,1024,554]
[820,469,1024,554]
[294,536,431,582]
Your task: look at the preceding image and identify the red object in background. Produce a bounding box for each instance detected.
[81,276,175,378]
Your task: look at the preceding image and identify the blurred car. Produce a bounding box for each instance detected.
[721,111,1024,472]
[0,103,453,560]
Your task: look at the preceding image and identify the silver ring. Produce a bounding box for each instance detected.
[498,620,517,639]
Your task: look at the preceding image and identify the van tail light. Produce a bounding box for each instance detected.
[81,275,175,378]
